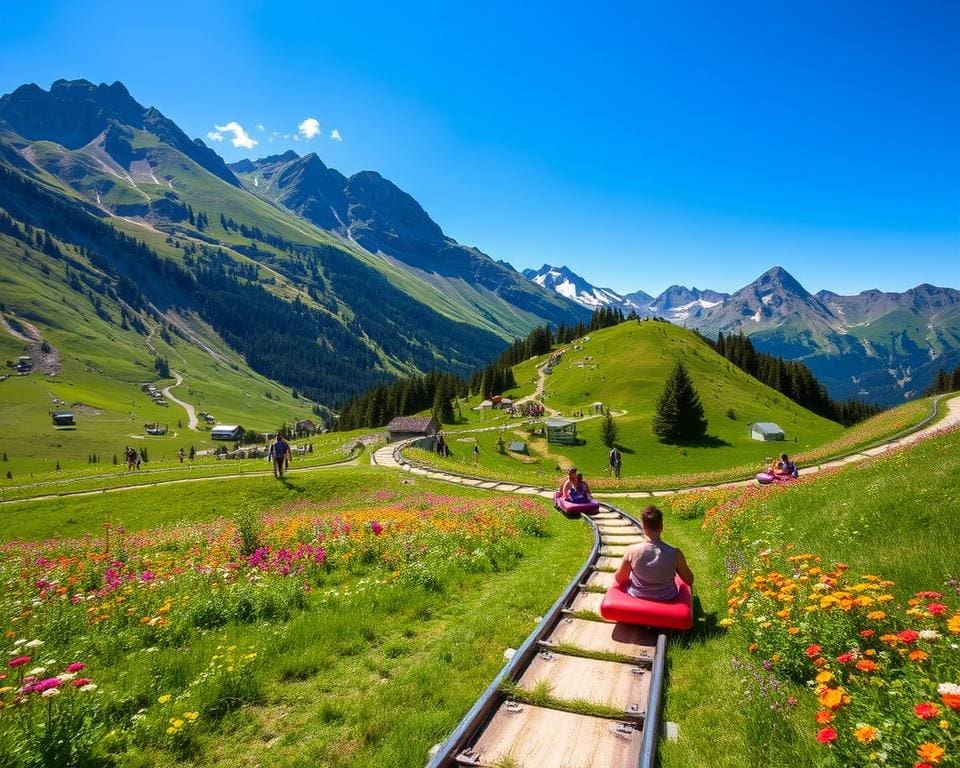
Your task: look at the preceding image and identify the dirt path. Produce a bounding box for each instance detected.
[512,356,562,416]
[162,372,198,430]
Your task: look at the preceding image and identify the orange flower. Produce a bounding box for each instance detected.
[916,742,945,764]
[819,687,846,710]
[855,659,879,673]
[948,615,960,635]
[942,693,960,711]
[814,710,834,724]
[909,650,929,663]
[867,610,886,620]
[853,724,877,743]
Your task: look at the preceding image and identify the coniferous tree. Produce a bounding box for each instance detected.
[652,362,708,441]
[600,410,619,449]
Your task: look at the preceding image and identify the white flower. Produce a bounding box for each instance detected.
[79,683,98,692]
[937,682,960,695]
[919,630,941,641]
[13,639,25,647]
[40,688,60,698]
[57,672,76,681]
[24,639,44,648]
[27,667,47,676]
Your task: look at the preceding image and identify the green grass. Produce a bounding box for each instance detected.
[0,432,368,503]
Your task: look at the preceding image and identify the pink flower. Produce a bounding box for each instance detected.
[65,662,85,673]
[8,656,30,668]
[370,521,383,536]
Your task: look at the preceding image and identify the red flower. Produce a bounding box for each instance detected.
[836,652,855,664]
[915,591,943,599]
[805,644,822,658]
[914,702,940,720]
[71,678,92,687]
[65,662,85,673]
[7,656,30,668]
[898,629,920,644]
[816,727,838,744]
[927,603,948,616]
[859,629,875,638]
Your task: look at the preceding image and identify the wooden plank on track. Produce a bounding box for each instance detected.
[601,534,644,545]
[601,547,628,558]
[585,570,617,589]
[456,703,642,767]
[517,653,650,715]
[568,591,607,617]
[596,556,621,569]
[546,617,657,662]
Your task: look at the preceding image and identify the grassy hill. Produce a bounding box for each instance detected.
[0,227,315,476]
[411,320,845,488]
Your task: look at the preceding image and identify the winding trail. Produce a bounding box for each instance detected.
[162,372,198,430]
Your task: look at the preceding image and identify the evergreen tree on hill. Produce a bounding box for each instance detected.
[600,410,619,449]
[652,362,708,441]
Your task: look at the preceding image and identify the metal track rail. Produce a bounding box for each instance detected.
[426,501,668,768]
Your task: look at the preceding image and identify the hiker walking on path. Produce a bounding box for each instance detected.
[609,446,622,479]
[178,448,185,464]
[269,434,290,479]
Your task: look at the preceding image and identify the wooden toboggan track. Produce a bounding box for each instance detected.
[425,501,668,768]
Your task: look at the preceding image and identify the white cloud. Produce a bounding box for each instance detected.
[212,121,258,149]
[330,129,342,142]
[297,117,321,140]
[256,124,265,132]
[268,136,275,143]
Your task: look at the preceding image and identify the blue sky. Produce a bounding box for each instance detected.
[1,1,958,296]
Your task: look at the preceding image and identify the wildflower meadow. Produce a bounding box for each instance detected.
[0,490,556,767]
[661,424,960,767]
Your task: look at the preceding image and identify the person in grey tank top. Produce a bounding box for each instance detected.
[614,505,694,601]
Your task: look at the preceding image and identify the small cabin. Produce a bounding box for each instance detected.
[545,417,577,444]
[52,411,75,427]
[211,424,244,441]
[295,418,318,436]
[386,416,440,443]
[475,399,494,411]
[749,422,785,442]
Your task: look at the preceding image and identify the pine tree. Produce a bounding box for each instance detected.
[652,362,708,441]
[600,411,619,449]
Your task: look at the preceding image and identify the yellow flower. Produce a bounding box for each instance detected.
[948,614,960,635]
[184,711,199,722]
[867,610,886,621]
[158,694,172,704]
[816,671,834,684]
[718,618,734,627]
